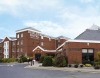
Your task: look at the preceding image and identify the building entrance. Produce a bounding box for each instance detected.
[35,54,41,61]
[82,49,94,64]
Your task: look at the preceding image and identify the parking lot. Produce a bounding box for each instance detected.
[0,63,100,78]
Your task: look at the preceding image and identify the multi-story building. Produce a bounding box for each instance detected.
[0,27,69,61]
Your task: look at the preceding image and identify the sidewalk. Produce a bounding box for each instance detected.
[25,62,100,73]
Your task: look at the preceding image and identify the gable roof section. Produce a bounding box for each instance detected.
[75,25,100,41]
[56,41,66,50]
[1,37,17,42]
[33,46,56,53]
[9,37,17,41]
[75,29,100,41]
[33,46,44,52]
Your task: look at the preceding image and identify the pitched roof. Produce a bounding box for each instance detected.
[16,27,41,33]
[9,37,16,39]
[75,25,100,41]
[33,46,56,53]
[57,36,70,40]
[0,39,3,43]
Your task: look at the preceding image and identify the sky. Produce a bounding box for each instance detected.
[0,0,100,39]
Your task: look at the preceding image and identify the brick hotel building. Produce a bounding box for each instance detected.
[1,25,100,64]
[0,27,68,61]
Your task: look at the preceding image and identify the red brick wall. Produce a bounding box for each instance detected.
[64,42,100,64]
[0,42,3,58]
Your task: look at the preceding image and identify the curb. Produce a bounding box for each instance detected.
[25,66,100,73]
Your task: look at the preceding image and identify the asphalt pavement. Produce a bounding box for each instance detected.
[0,63,100,78]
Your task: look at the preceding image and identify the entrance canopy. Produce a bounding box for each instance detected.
[33,46,56,53]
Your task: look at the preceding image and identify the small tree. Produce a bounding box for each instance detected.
[53,54,67,67]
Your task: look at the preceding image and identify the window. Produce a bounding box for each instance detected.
[82,49,93,53]
[82,49,87,53]
[82,48,94,64]
[88,49,93,53]
[17,48,19,52]
[17,34,19,38]
[17,41,19,45]
[12,48,15,52]
[41,42,44,46]
[49,38,51,41]
[7,49,9,52]
[41,36,43,39]
[7,42,9,46]
[21,33,23,37]
[20,48,23,52]
[7,55,9,58]
[4,43,6,47]
[12,42,15,45]
[21,40,23,45]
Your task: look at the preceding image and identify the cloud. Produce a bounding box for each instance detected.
[23,2,100,39]
[58,5,100,38]
[0,0,61,15]
[24,21,68,37]
[1,0,100,39]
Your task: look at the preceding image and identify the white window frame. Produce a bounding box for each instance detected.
[21,40,23,45]
[17,34,19,38]
[41,36,43,39]
[82,49,87,53]
[20,48,23,52]
[12,42,15,45]
[21,33,23,37]
[17,48,19,52]
[49,38,51,41]
[82,49,93,53]
[88,49,93,53]
[4,41,9,58]
[17,41,19,45]
[41,42,44,46]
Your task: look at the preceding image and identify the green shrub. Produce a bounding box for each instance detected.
[2,58,8,63]
[18,55,27,63]
[42,56,52,66]
[0,58,2,62]
[39,55,45,63]
[1,58,17,63]
[53,54,67,67]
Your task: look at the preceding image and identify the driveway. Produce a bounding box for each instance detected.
[0,63,100,78]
